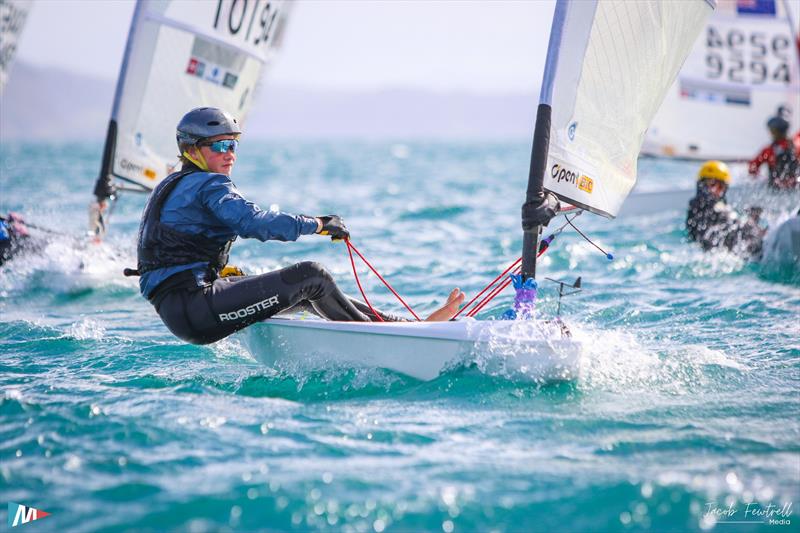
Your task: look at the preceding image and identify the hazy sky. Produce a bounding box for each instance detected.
[15,0,555,92]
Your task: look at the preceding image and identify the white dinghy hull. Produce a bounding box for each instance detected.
[238,318,582,382]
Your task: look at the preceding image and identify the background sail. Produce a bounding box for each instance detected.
[0,0,33,95]
[643,0,800,161]
[107,0,289,191]
[540,0,713,219]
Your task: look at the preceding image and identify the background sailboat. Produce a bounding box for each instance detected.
[90,0,291,237]
[643,0,800,161]
[0,0,33,96]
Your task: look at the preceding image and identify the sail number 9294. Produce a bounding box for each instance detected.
[705,25,791,85]
[213,0,280,48]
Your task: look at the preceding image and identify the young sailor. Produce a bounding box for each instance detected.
[130,107,464,345]
[748,112,800,190]
[687,161,765,258]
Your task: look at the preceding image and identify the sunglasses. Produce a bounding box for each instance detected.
[199,139,239,153]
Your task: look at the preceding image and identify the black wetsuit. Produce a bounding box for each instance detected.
[151,261,404,345]
[136,166,402,345]
[686,187,764,258]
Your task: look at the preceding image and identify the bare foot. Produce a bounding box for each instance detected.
[425,288,466,321]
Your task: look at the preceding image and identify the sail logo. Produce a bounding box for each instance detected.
[205,65,224,85]
[7,502,51,528]
[186,56,238,90]
[551,163,594,195]
[119,158,157,180]
[551,163,584,186]
[120,158,143,174]
[736,0,775,16]
[186,57,201,75]
[578,175,594,193]
[568,121,578,141]
[222,72,238,89]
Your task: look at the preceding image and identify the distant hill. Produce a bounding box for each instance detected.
[0,61,536,141]
[1,62,114,141]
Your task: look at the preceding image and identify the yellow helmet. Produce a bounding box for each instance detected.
[697,160,731,184]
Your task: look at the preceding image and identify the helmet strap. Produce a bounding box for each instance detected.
[183,147,209,171]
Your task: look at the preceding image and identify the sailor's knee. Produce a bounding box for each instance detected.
[281,260,333,285]
[303,261,331,279]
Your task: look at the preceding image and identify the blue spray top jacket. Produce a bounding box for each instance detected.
[138,164,319,299]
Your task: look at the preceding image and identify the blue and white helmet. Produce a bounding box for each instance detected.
[176,107,242,148]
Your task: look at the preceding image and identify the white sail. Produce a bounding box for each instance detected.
[539,0,714,218]
[643,0,800,161]
[106,0,290,191]
[0,0,33,95]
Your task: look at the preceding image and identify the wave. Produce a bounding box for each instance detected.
[0,237,137,296]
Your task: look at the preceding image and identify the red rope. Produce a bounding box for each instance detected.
[346,240,385,322]
[467,267,520,317]
[452,256,521,319]
[344,235,551,322]
[346,240,422,321]
[465,245,549,318]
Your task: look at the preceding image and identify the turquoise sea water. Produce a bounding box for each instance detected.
[1,141,798,532]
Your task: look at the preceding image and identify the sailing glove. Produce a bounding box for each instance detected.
[316,215,350,240]
[521,192,560,229]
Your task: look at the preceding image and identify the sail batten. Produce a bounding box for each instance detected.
[142,12,269,63]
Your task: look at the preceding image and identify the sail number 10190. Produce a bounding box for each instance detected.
[705,25,791,85]
[213,0,280,48]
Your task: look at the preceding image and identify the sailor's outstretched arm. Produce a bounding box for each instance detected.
[747,146,770,176]
[199,175,319,241]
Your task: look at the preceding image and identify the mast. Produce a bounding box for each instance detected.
[94,120,118,202]
[520,104,552,280]
[520,1,568,280]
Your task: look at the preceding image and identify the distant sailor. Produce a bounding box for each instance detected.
[129,107,464,345]
[686,161,765,258]
[0,213,35,266]
[748,111,800,190]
